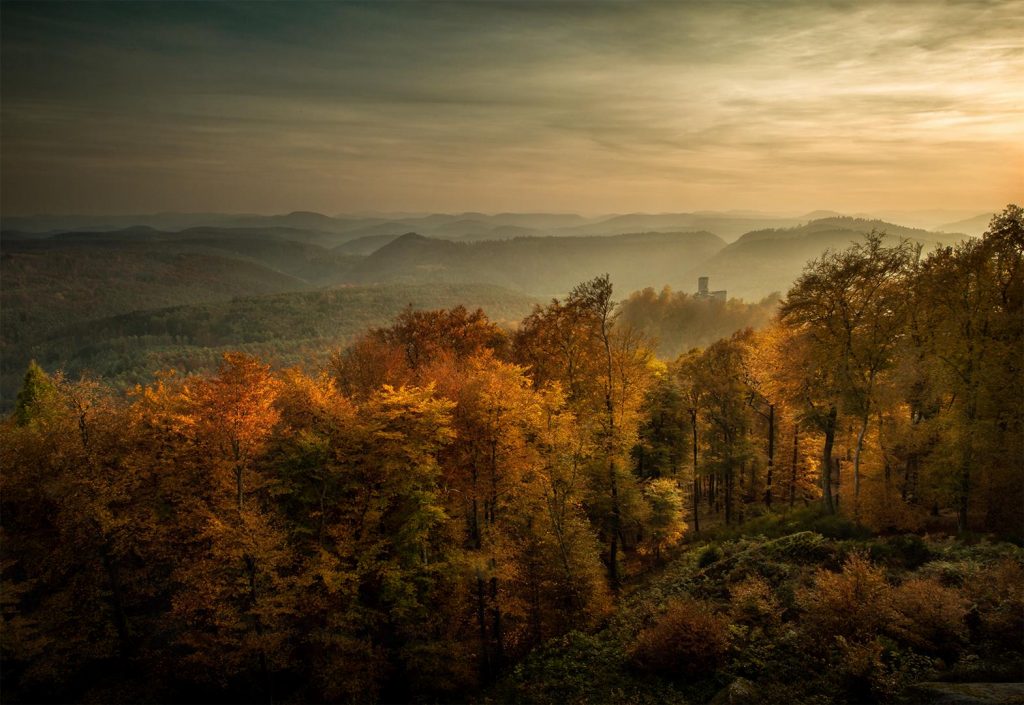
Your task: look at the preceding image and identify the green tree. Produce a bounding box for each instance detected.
[12,360,57,427]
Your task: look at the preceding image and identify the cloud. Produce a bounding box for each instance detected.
[1,0,1021,214]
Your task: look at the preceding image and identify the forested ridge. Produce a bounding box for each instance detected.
[1,212,959,406]
[1,206,1021,704]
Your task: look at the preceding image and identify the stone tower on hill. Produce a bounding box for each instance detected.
[696,276,727,301]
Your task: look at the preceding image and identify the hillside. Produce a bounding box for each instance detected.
[734,217,955,244]
[494,522,1024,705]
[691,218,962,301]
[351,230,727,296]
[333,233,404,255]
[1,240,308,345]
[938,213,994,237]
[563,213,815,240]
[2,283,537,404]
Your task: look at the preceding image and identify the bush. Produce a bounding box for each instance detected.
[889,534,932,569]
[808,513,872,540]
[729,576,783,629]
[891,577,968,655]
[762,531,831,563]
[629,598,732,678]
[698,544,723,569]
[798,552,896,646]
[963,558,1024,647]
[917,559,974,587]
[873,534,933,570]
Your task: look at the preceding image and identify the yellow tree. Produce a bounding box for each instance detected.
[779,234,916,519]
[757,320,834,512]
[914,206,1024,532]
[515,275,654,590]
[159,353,293,697]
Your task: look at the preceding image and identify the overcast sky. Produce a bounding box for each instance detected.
[2,1,1021,216]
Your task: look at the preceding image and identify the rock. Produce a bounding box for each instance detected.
[905,682,1024,704]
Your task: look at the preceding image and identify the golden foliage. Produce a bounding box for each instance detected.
[629,598,732,677]
[798,552,896,645]
[891,576,968,653]
[729,575,783,628]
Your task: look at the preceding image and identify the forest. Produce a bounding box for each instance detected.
[1,205,1022,704]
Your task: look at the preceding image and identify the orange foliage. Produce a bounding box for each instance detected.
[891,577,967,654]
[629,598,732,677]
[798,552,896,645]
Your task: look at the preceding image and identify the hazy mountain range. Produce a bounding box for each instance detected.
[1,208,987,404]
[3,208,988,243]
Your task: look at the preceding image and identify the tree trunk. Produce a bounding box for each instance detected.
[608,457,620,590]
[476,575,491,682]
[790,421,799,508]
[244,554,272,703]
[236,465,244,512]
[833,457,841,510]
[724,466,733,525]
[958,414,975,535]
[853,408,869,520]
[765,404,775,509]
[821,406,837,514]
[100,541,132,659]
[690,409,700,534]
[489,574,504,673]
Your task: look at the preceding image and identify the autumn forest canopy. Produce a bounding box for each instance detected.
[2,205,1022,704]
[3,0,1021,700]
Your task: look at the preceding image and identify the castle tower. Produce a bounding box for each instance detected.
[698,276,709,296]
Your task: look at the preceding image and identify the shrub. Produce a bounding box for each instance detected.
[835,637,936,703]
[963,558,1024,647]
[890,576,968,655]
[874,534,933,570]
[798,552,896,646]
[808,513,872,540]
[916,559,974,587]
[629,598,732,678]
[698,544,723,569]
[729,575,783,629]
[762,531,831,563]
[889,534,932,569]
[725,555,793,586]
[835,635,886,701]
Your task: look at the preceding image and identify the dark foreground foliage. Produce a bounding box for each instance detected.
[494,529,1024,705]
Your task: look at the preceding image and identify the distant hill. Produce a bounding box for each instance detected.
[3,209,993,410]
[155,237,360,283]
[4,283,538,404]
[333,233,405,255]
[221,211,364,237]
[563,213,813,240]
[350,230,727,296]
[0,212,242,234]
[937,213,993,237]
[1,211,597,241]
[4,209,998,245]
[1,225,727,358]
[692,217,961,301]
[1,240,307,347]
[47,224,343,247]
[734,216,956,244]
[5,226,360,290]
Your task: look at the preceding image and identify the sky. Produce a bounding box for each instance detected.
[1,0,1021,217]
